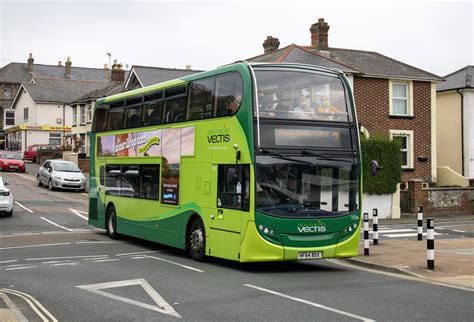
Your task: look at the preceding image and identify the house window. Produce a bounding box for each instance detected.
[49,132,62,146]
[79,133,86,153]
[390,130,414,169]
[80,105,86,124]
[73,106,77,126]
[5,110,14,126]
[390,81,413,116]
[23,107,29,122]
[87,103,92,122]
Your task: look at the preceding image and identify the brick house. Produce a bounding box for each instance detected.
[248,18,443,192]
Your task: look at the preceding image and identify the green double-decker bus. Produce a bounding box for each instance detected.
[89,62,362,262]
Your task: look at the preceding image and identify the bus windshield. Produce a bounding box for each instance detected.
[254,69,351,122]
[255,154,359,218]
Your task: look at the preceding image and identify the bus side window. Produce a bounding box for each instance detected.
[164,86,187,124]
[124,97,143,129]
[217,164,250,211]
[93,106,108,132]
[143,92,163,127]
[99,166,105,186]
[107,101,125,131]
[187,77,215,121]
[215,72,243,117]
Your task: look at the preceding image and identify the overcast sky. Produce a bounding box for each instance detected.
[0,0,472,76]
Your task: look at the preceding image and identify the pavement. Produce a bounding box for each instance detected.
[347,214,474,290]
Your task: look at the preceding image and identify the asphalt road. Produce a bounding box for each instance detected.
[0,171,473,321]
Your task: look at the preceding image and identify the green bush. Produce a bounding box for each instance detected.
[361,136,402,195]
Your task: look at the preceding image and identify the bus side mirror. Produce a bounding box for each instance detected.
[371,160,382,176]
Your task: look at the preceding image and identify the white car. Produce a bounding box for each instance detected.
[0,176,13,217]
[37,160,87,192]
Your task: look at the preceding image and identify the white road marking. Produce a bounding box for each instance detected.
[143,255,205,273]
[0,260,18,264]
[383,232,443,238]
[76,278,181,318]
[40,217,73,232]
[0,233,40,238]
[75,241,117,244]
[50,262,80,267]
[5,266,38,271]
[3,288,58,322]
[453,230,466,233]
[69,208,88,220]
[0,243,70,250]
[115,250,163,257]
[14,173,36,182]
[244,284,374,322]
[14,201,34,213]
[92,259,120,263]
[27,255,109,261]
[375,228,415,233]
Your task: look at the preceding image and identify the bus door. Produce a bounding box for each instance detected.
[89,160,107,228]
[209,164,250,261]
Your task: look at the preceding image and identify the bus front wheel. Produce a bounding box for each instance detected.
[106,206,118,239]
[188,218,206,261]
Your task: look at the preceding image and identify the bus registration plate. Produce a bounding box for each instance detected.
[297,251,322,260]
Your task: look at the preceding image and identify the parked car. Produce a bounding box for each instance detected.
[0,151,26,172]
[23,144,47,162]
[0,176,13,217]
[37,160,86,192]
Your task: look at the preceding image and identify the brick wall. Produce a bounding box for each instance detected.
[408,179,474,215]
[354,77,433,183]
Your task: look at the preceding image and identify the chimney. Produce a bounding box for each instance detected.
[263,36,280,54]
[65,56,72,77]
[310,18,330,50]
[103,63,110,80]
[27,53,34,74]
[111,61,125,82]
[58,61,63,66]
[186,65,192,70]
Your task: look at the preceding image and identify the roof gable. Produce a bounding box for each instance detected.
[124,65,202,90]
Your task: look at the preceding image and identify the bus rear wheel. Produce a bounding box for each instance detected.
[106,206,118,239]
[188,218,206,261]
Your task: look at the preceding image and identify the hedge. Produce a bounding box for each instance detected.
[361,136,402,195]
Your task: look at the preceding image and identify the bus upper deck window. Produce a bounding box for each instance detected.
[93,106,108,132]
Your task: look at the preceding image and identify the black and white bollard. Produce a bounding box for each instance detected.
[372,209,379,245]
[427,218,435,270]
[417,206,423,241]
[364,213,369,255]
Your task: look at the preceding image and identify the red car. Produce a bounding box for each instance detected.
[23,144,46,162]
[0,152,26,172]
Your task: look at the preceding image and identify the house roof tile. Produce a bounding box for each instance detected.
[437,65,473,92]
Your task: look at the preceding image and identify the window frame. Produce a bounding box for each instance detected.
[390,129,414,169]
[23,107,29,122]
[389,80,413,117]
[80,104,86,125]
[5,110,14,126]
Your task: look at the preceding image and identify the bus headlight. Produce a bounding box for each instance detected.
[257,223,280,244]
[338,222,358,242]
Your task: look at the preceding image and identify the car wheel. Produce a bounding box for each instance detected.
[37,175,42,186]
[48,179,55,191]
[188,218,206,261]
[106,206,118,239]
[5,210,12,217]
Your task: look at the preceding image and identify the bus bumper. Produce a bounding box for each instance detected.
[239,221,360,262]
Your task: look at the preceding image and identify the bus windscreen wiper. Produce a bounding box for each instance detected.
[301,150,350,162]
[260,149,313,165]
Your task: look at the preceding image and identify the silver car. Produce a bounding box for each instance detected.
[37,160,87,192]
